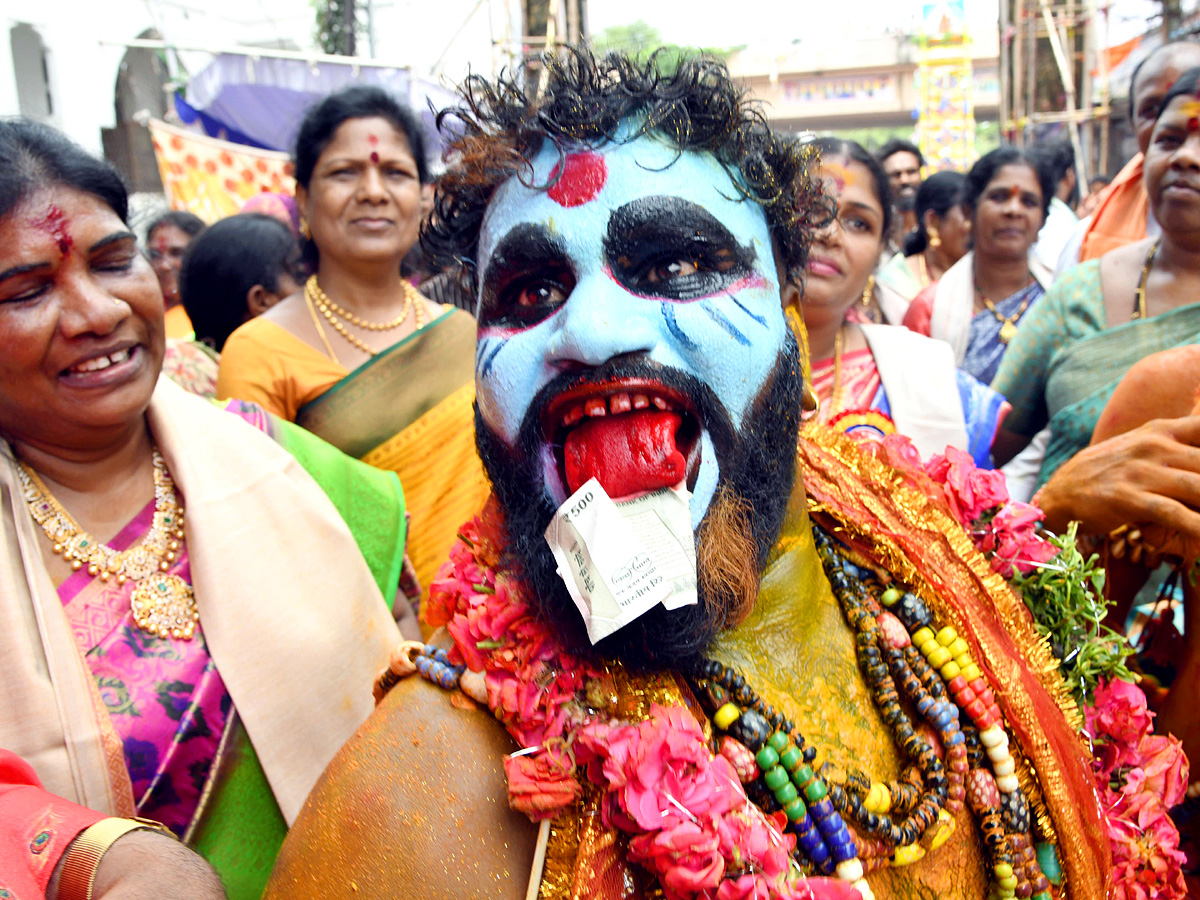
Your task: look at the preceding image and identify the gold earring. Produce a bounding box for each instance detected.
[801,383,821,422]
[860,274,875,308]
[928,226,941,250]
[300,218,311,240]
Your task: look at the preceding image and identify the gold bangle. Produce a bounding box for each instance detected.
[57,817,170,900]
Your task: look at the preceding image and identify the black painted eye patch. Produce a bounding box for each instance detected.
[603,196,757,301]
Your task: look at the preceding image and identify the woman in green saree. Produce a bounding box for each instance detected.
[993,68,1200,528]
[217,87,488,594]
[0,120,405,900]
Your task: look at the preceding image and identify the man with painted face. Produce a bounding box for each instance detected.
[266,51,1115,900]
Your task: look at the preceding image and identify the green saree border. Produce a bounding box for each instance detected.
[295,308,477,459]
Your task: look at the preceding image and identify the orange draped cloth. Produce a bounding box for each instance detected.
[1079,154,1148,262]
[164,304,194,340]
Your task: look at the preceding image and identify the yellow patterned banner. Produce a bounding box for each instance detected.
[147,119,295,224]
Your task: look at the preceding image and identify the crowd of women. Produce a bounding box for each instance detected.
[5,37,1200,900]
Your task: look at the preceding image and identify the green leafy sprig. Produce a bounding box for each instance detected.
[1011,522,1136,707]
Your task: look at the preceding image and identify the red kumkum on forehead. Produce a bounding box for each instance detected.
[29,205,73,254]
[548,151,607,208]
[370,151,380,163]
[1177,98,1200,132]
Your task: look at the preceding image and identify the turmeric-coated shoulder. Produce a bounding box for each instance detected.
[264,674,539,899]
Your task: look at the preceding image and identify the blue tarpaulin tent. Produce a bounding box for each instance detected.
[177,53,460,159]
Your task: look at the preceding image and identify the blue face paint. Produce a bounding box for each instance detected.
[474,133,788,527]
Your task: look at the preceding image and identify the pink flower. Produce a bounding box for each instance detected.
[1087,678,1154,754]
[1107,790,1188,900]
[990,502,1057,577]
[1136,733,1189,808]
[504,746,582,820]
[713,874,773,900]
[629,815,725,898]
[581,706,741,832]
[860,433,924,473]
[716,810,790,878]
[925,446,1010,525]
[707,874,863,900]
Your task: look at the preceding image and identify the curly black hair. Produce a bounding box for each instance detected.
[421,47,829,293]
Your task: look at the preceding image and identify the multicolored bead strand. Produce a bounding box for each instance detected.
[689,664,873,899]
[811,525,1064,899]
[412,644,465,690]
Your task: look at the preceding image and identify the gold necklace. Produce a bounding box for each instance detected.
[306,276,427,358]
[917,252,931,287]
[823,326,846,423]
[17,450,198,640]
[304,286,340,363]
[307,275,419,331]
[1133,239,1160,321]
[977,278,1034,345]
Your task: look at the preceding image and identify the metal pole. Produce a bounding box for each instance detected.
[1080,0,1096,186]
[1025,0,1036,146]
[535,0,559,97]
[367,0,376,57]
[1040,0,1088,190]
[566,0,580,45]
[1013,0,1025,143]
[1000,0,1011,141]
[343,0,357,56]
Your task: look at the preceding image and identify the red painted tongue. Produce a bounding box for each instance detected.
[563,409,686,498]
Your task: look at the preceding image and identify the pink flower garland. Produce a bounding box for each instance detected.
[427,440,1189,897]
[1086,679,1189,900]
[425,504,859,900]
[859,436,1057,577]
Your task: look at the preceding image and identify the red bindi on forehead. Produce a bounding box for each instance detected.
[548,151,607,208]
[370,151,380,163]
[29,205,73,255]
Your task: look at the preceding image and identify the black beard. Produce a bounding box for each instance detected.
[475,335,804,671]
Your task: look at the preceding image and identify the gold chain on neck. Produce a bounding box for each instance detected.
[305,275,426,357]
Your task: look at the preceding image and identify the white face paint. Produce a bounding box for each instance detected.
[474,133,789,527]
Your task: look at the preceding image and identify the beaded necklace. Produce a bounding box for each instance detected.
[400,522,1065,898]
[682,525,1054,897]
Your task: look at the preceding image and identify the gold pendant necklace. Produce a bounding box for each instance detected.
[17,450,198,640]
[978,288,1032,344]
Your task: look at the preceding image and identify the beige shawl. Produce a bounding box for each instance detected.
[0,378,399,824]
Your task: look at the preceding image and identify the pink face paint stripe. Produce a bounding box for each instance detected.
[477,305,565,339]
